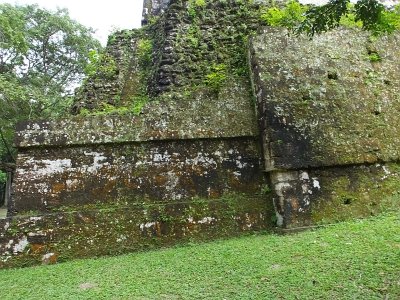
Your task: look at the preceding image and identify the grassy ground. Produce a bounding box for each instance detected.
[0,213,399,300]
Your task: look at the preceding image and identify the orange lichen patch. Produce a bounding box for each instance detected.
[65,178,82,191]
[153,174,167,186]
[208,189,221,198]
[42,252,58,265]
[52,183,66,193]
[154,221,163,237]
[290,197,299,212]
[238,212,263,231]
[123,178,139,189]
[30,244,45,253]
[362,153,378,164]
[103,179,117,193]
[189,166,201,174]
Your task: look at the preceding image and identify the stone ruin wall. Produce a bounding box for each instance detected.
[72,0,271,113]
[250,28,400,227]
[1,78,273,268]
[142,0,171,24]
[1,0,400,268]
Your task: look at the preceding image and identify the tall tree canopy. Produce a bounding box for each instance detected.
[298,0,400,35]
[0,4,101,167]
[262,0,400,36]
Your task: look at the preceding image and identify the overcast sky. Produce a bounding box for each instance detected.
[0,0,143,45]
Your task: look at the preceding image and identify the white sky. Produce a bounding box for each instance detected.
[0,0,143,45]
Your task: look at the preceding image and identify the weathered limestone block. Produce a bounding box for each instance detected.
[16,80,258,148]
[0,193,272,268]
[13,84,260,214]
[250,27,400,227]
[0,84,271,268]
[13,139,263,214]
[250,27,400,170]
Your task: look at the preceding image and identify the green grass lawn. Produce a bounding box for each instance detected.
[0,213,399,300]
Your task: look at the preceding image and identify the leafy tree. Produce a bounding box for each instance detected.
[262,0,400,36]
[297,0,400,36]
[0,4,101,164]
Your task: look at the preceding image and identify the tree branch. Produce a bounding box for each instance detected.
[0,162,16,172]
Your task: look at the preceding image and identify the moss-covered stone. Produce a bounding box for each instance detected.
[250,27,400,170]
[310,163,400,224]
[12,138,264,214]
[0,192,274,269]
[268,163,400,228]
[72,29,147,114]
[3,2,400,268]
[250,27,400,228]
[71,0,272,114]
[15,77,257,148]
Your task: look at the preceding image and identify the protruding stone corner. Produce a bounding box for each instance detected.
[249,27,400,229]
[269,170,317,229]
[250,27,400,170]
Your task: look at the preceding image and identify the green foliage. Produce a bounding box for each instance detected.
[84,49,100,77]
[146,15,160,26]
[79,33,153,117]
[0,4,28,63]
[261,7,285,26]
[112,95,121,105]
[0,4,101,89]
[98,103,124,115]
[194,0,206,7]
[0,3,100,163]
[264,0,400,36]
[261,184,272,194]
[84,51,117,79]
[261,0,307,29]
[204,64,228,93]
[339,11,363,28]
[368,4,400,34]
[0,171,6,183]
[137,39,153,67]
[297,0,400,36]
[97,54,117,79]
[296,0,349,35]
[0,74,28,161]
[186,24,201,48]
[354,0,384,30]
[368,51,381,62]
[130,96,148,115]
[79,103,127,117]
[188,0,206,19]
